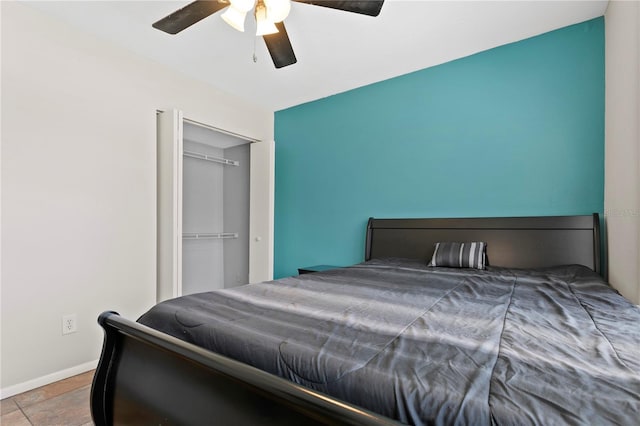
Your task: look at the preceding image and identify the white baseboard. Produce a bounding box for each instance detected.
[0,359,99,399]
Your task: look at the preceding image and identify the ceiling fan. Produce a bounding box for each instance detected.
[153,0,385,69]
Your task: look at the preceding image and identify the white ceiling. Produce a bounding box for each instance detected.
[24,1,608,111]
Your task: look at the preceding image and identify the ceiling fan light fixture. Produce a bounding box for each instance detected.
[221,6,247,32]
[255,0,279,36]
[153,0,386,69]
[264,0,291,23]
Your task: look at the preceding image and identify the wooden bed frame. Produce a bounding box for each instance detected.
[91,213,601,425]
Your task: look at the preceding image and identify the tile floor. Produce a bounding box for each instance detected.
[1,370,94,426]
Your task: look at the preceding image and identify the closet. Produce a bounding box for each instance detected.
[182,123,250,295]
[157,109,272,302]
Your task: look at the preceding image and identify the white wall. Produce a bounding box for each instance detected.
[604,0,640,305]
[1,2,273,394]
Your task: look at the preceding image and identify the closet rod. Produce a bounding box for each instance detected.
[183,232,239,240]
[183,150,239,166]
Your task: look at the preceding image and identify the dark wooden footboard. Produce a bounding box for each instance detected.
[90,311,397,425]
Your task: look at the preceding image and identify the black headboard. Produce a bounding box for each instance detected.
[365,213,601,275]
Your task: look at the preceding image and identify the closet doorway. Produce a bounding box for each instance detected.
[182,121,250,294]
[157,109,272,302]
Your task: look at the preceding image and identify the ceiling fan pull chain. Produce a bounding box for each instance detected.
[253,35,258,63]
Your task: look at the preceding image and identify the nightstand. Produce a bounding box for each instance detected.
[298,265,340,275]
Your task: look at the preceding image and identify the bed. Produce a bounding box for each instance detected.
[90,213,640,425]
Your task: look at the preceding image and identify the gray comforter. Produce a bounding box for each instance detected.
[138,258,640,425]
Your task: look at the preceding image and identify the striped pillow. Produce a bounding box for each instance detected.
[428,242,487,270]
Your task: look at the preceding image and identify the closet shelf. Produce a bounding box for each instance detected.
[183,232,238,240]
[183,150,239,166]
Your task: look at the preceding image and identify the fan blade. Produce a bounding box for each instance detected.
[153,0,229,34]
[292,0,384,17]
[263,22,297,69]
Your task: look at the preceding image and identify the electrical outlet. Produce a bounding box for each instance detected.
[62,314,77,335]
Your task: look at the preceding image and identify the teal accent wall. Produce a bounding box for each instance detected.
[274,18,605,278]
